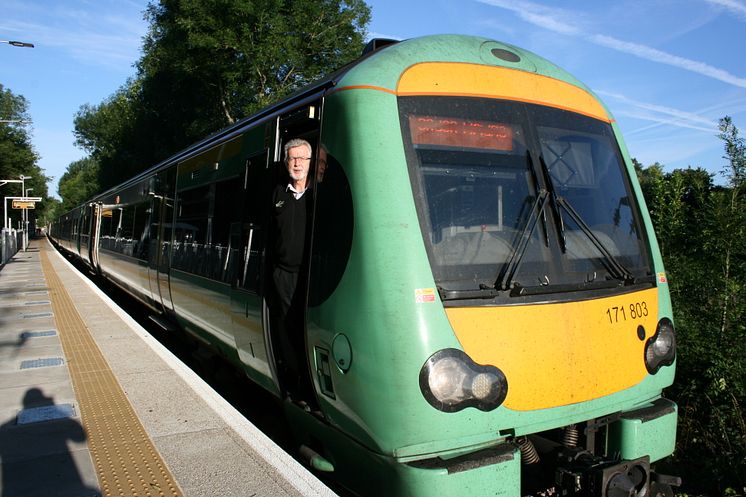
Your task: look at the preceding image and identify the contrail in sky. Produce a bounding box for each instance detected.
[477,0,746,89]
[704,0,746,21]
[591,35,746,89]
[596,91,719,134]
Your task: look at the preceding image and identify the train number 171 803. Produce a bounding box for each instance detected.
[606,301,649,324]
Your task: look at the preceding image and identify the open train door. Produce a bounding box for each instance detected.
[88,202,101,270]
[230,97,323,403]
[267,99,323,403]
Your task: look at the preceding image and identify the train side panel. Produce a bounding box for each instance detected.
[166,124,276,390]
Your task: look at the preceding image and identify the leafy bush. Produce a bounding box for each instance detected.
[638,117,746,496]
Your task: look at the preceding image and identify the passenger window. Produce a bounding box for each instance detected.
[117,201,150,260]
[175,186,209,245]
[172,177,243,282]
[213,177,244,248]
[119,205,135,242]
[99,208,117,251]
[212,177,243,283]
[100,209,113,238]
[172,185,210,276]
[235,152,268,293]
[132,201,150,261]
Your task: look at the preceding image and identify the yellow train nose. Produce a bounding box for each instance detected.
[445,287,659,410]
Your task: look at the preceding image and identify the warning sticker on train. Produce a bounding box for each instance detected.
[415,288,436,303]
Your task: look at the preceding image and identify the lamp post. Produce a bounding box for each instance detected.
[19,176,31,249]
[0,40,34,48]
[24,187,33,251]
[0,177,24,231]
[20,175,29,208]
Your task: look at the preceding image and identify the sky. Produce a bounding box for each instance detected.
[2,0,746,198]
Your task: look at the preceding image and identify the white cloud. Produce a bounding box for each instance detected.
[704,0,746,21]
[477,0,585,35]
[478,0,746,89]
[591,35,746,89]
[597,90,719,134]
[0,1,147,72]
[617,109,716,134]
[519,11,581,36]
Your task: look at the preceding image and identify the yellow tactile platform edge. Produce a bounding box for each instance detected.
[40,244,184,497]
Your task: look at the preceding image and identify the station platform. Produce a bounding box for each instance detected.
[0,238,337,497]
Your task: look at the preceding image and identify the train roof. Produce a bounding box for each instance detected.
[337,34,593,94]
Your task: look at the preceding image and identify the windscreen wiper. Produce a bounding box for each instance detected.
[556,196,634,283]
[539,155,567,253]
[493,152,551,292]
[537,153,633,283]
[437,285,500,301]
[494,189,549,291]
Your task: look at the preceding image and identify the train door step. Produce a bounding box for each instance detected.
[148,314,178,331]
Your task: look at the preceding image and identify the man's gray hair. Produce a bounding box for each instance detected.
[283,138,312,161]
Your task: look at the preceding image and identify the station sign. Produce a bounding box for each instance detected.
[10,196,42,210]
[13,200,35,209]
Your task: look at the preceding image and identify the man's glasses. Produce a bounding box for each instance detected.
[287,156,311,163]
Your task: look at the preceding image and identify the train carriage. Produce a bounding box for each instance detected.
[51,35,679,497]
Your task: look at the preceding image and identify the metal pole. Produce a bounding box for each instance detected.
[20,177,26,251]
[24,187,33,251]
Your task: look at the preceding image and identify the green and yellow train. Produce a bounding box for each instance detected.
[51,35,680,496]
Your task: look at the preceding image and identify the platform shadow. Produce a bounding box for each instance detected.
[0,388,99,497]
[0,330,28,355]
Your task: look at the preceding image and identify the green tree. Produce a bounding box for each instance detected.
[636,159,713,261]
[714,117,746,341]
[73,0,371,192]
[1,85,37,181]
[57,157,100,212]
[42,197,62,227]
[644,118,746,495]
[73,81,141,189]
[140,0,370,122]
[0,84,50,229]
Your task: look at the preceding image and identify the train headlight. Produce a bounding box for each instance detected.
[419,348,508,412]
[644,318,676,374]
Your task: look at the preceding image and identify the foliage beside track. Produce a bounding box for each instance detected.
[636,117,746,497]
[0,85,53,226]
[69,0,371,194]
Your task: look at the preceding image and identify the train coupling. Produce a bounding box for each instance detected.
[550,450,681,497]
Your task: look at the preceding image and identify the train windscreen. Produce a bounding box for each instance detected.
[399,96,653,299]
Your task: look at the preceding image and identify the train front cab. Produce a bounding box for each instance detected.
[299,37,680,497]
